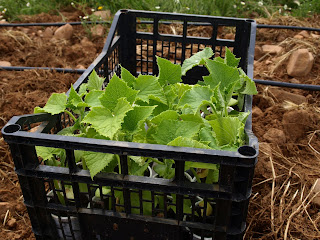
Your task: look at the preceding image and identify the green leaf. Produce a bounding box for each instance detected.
[35,146,66,164]
[181,47,214,75]
[82,151,116,179]
[129,159,149,176]
[204,59,240,90]
[67,85,87,109]
[157,56,182,85]
[122,106,156,133]
[78,83,88,96]
[241,74,258,95]
[87,70,105,91]
[152,120,201,145]
[178,85,213,115]
[168,136,211,149]
[37,93,67,115]
[153,159,175,179]
[150,110,179,125]
[173,83,193,99]
[82,98,132,139]
[121,66,136,88]
[134,75,167,104]
[84,90,104,108]
[225,47,241,67]
[209,117,244,147]
[206,169,219,184]
[199,127,219,149]
[99,74,138,111]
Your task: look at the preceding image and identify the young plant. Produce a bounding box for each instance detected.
[34,47,257,213]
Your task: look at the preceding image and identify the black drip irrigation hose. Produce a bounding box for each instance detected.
[0,21,112,27]
[253,79,320,91]
[0,20,319,91]
[0,66,85,74]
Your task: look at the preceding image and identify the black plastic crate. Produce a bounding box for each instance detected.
[2,10,258,240]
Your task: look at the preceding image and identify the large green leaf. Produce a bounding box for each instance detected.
[204,59,240,90]
[99,74,138,111]
[157,56,182,85]
[178,85,213,115]
[82,98,132,139]
[181,47,214,75]
[240,74,258,95]
[87,70,105,91]
[152,120,201,145]
[122,106,156,133]
[121,66,136,88]
[209,117,244,147]
[150,110,179,125]
[224,47,241,67]
[82,151,116,179]
[85,90,104,108]
[35,93,67,115]
[134,75,167,104]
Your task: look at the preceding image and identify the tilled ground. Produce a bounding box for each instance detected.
[0,11,320,240]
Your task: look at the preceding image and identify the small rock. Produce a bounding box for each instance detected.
[76,64,86,70]
[287,49,314,77]
[0,61,11,67]
[282,110,311,142]
[294,34,304,39]
[263,128,286,145]
[93,10,111,21]
[252,106,263,118]
[288,78,300,84]
[254,46,264,60]
[262,45,283,55]
[277,34,286,42]
[311,33,320,39]
[37,30,43,37]
[43,27,54,38]
[268,88,307,105]
[7,218,17,228]
[311,178,320,206]
[54,24,73,40]
[255,142,273,178]
[298,30,310,38]
[91,25,105,37]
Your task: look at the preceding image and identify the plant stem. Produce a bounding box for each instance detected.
[64,110,77,122]
[190,168,201,183]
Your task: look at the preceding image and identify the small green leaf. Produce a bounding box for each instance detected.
[157,56,182,85]
[168,136,211,149]
[121,66,136,88]
[150,110,179,125]
[204,59,240,90]
[153,159,175,179]
[152,120,201,145]
[241,74,258,95]
[225,47,241,67]
[36,146,66,163]
[181,47,214,75]
[129,159,149,176]
[85,90,104,108]
[67,85,87,109]
[78,83,88,96]
[37,93,67,115]
[209,117,244,147]
[134,75,167,104]
[87,70,105,91]
[178,85,213,115]
[199,127,219,149]
[82,151,116,179]
[99,74,138,111]
[122,106,156,134]
[82,98,132,139]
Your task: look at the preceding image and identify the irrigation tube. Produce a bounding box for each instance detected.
[0,21,111,27]
[1,66,319,91]
[1,20,320,32]
[0,66,85,74]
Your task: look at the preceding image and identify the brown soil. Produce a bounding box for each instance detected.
[0,11,320,240]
